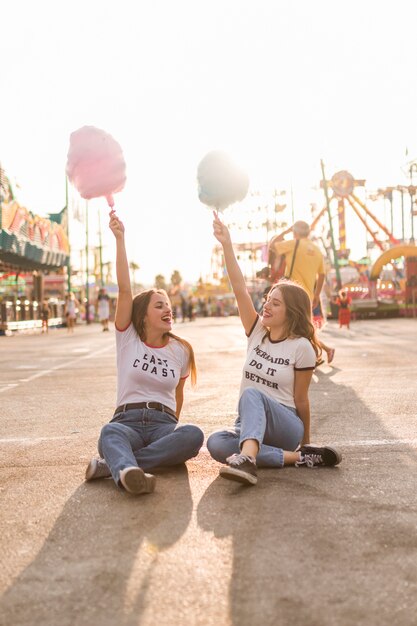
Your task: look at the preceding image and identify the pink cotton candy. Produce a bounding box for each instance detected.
[66,126,126,208]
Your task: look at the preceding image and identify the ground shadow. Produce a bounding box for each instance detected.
[197,375,417,626]
[1,464,193,626]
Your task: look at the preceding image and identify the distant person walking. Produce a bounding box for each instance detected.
[336,289,352,329]
[206,212,341,487]
[64,293,78,333]
[269,220,335,364]
[97,288,110,331]
[41,300,51,333]
[85,210,204,496]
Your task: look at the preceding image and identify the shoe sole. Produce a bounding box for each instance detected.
[219,466,257,485]
[85,458,112,481]
[85,459,98,481]
[120,467,156,495]
[302,445,342,466]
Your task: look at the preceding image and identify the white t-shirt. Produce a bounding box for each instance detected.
[115,323,190,410]
[239,316,316,409]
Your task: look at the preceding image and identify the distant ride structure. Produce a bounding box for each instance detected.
[266,168,417,318]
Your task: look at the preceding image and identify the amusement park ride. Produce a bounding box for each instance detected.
[269,169,417,317]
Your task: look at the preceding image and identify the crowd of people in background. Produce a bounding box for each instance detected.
[3,284,349,334]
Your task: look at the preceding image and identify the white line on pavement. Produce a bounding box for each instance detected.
[331,438,417,447]
[0,344,114,394]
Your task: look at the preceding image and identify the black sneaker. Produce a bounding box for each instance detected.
[85,457,112,481]
[296,445,342,468]
[219,453,258,485]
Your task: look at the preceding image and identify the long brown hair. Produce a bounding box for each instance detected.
[265,280,322,358]
[131,289,197,386]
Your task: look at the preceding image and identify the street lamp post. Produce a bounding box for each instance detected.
[65,176,71,294]
[409,163,417,243]
[85,201,90,324]
[397,186,405,242]
[97,207,104,287]
[320,160,342,290]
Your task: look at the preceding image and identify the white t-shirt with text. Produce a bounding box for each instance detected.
[238,316,316,409]
[115,323,190,411]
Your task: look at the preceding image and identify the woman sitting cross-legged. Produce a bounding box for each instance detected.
[85,210,204,495]
[207,212,341,486]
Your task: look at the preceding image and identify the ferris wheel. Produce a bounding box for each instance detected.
[314,170,400,257]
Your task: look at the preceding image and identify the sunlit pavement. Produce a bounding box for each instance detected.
[1,317,416,626]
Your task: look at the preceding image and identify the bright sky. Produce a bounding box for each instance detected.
[1,0,417,284]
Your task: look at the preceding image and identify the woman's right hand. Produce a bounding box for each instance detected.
[109,210,125,239]
[212,211,232,247]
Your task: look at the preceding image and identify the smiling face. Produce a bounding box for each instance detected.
[261,286,287,331]
[144,292,173,336]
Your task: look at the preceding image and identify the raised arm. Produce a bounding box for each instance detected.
[109,210,133,330]
[212,211,257,334]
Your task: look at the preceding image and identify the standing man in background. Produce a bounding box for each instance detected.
[269,220,335,364]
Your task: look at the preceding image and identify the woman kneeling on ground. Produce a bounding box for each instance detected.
[85,210,204,495]
[207,212,341,486]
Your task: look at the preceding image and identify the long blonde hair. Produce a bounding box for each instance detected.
[265,280,322,358]
[131,289,197,386]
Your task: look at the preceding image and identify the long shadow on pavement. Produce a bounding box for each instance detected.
[1,465,193,626]
[197,372,417,626]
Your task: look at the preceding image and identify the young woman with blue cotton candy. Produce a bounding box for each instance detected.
[206,212,342,487]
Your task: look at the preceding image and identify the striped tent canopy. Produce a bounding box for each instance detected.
[0,164,69,272]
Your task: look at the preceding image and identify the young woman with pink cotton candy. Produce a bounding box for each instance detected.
[66,128,204,495]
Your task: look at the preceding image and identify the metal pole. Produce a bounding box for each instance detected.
[410,164,417,243]
[388,190,394,235]
[98,208,104,286]
[400,188,405,242]
[85,201,90,323]
[320,159,342,290]
[65,176,71,294]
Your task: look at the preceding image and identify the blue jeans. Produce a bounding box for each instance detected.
[98,408,204,484]
[207,387,304,468]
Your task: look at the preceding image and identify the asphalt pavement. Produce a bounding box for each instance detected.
[0,316,416,626]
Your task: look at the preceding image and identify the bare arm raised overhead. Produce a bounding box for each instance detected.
[109,210,132,330]
[212,210,257,334]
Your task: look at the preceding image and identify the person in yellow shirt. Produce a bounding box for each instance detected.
[269,221,335,364]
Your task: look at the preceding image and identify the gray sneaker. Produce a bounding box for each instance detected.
[85,457,112,481]
[119,466,156,495]
[219,453,258,485]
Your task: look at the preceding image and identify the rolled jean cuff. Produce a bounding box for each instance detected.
[276,448,284,467]
[239,435,262,452]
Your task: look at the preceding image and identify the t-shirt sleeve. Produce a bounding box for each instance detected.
[274,239,294,256]
[115,322,136,349]
[247,315,264,339]
[317,253,325,274]
[294,339,316,370]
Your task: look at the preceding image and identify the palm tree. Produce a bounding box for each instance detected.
[171,270,182,286]
[129,261,140,288]
[154,274,167,291]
